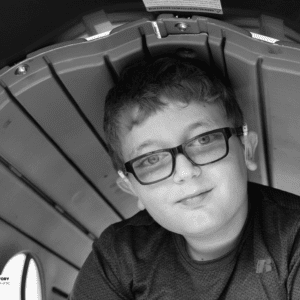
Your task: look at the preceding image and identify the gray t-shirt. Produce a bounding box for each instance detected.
[70,182,300,299]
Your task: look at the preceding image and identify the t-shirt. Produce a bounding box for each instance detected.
[69,182,300,299]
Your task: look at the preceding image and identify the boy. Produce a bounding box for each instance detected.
[70,55,300,299]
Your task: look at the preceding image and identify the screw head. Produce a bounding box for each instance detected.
[175,22,189,32]
[15,64,29,75]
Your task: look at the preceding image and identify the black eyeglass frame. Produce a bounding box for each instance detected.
[123,126,245,185]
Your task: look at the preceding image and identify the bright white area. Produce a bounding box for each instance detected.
[25,259,42,300]
[0,253,25,300]
[0,253,42,300]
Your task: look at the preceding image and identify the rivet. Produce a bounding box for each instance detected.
[15,64,29,75]
[175,22,189,32]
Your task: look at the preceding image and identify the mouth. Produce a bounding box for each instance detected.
[178,189,212,208]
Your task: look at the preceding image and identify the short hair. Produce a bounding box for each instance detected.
[103,55,244,172]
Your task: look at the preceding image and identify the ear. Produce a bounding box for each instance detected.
[241,131,258,171]
[116,171,146,210]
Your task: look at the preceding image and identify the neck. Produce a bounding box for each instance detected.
[184,201,248,261]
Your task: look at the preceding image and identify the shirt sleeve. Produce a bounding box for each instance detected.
[69,225,132,300]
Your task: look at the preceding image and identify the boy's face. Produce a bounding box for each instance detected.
[118,99,258,238]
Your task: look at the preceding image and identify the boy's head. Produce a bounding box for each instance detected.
[104,55,245,172]
[103,55,258,238]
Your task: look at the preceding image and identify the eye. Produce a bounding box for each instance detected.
[137,154,161,168]
[190,134,212,146]
[134,152,170,169]
[145,155,159,165]
[198,135,211,144]
[187,132,223,148]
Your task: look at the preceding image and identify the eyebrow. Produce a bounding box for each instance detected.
[129,120,212,159]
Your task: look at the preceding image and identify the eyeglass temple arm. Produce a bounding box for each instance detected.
[232,123,248,136]
[243,123,248,137]
[118,170,127,179]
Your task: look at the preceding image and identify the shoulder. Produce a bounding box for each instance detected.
[248,181,300,233]
[248,181,300,209]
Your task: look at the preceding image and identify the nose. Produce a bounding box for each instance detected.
[173,154,201,183]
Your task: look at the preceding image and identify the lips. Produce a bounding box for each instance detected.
[178,189,212,207]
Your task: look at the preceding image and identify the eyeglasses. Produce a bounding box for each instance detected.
[121,125,247,185]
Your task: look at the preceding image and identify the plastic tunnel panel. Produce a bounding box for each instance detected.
[146,33,211,64]
[0,161,92,267]
[261,57,300,194]
[8,62,128,217]
[0,81,123,238]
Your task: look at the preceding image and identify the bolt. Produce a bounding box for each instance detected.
[175,22,189,32]
[15,64,29,75]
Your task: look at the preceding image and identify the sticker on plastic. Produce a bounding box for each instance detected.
[142,0,223,14]
[250,32,279,44]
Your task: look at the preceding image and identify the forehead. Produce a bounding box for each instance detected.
[120,99,229,161]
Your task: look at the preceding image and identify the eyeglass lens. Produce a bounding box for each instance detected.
[132,131,227,184]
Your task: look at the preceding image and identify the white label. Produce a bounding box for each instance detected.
[142,0,223,14]
[85,31,111,41]
[250,32,279,44]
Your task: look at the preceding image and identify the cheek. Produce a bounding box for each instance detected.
[133,183,169,208]
[207,155,248,219]
[209,148,248,192]
[227,140,247,175]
